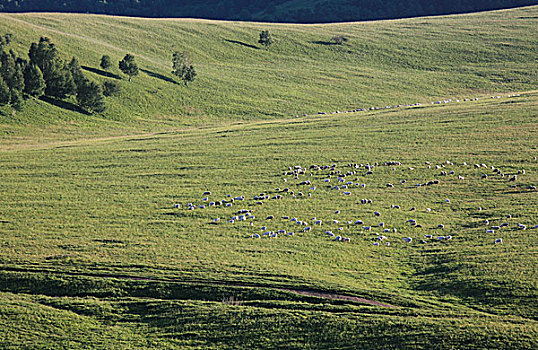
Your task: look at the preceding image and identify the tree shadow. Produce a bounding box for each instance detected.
[312,40,338,46]
[81,66,122,80]
[39,95,90,115]
[224,39,259,50]
[140,68,179,85]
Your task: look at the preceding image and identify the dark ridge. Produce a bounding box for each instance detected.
[0,1,536,23]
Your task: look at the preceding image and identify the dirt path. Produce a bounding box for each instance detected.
[279,288,396,308]
[0,266,396,308]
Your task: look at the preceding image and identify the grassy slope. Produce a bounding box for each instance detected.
[1,93,537,348]
[0,6,537,349]
[0,6,536,143]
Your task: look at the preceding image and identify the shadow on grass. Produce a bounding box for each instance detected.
[140,69,179,85]
[225,39,259,50]
[39,96,90,115]
[81,66,122,80]
[312,40,338,46]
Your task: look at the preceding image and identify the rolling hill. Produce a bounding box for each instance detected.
[0,6,537,143]
[0,7,537,349]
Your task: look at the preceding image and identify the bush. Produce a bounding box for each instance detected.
[331,35,349,45]
[103,80,121,96]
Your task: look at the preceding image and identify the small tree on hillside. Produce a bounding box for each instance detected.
[77,78,106,113]
[331,35,349,45]
[118,54,138,82]
[100,55,112,71]
[183,65,197,86]
[0,50,24,93]
[10,89,23,113]
[0,76,10,106]
[23,63,46,97]
[68,57,85,87]
[0,33,13,50]
[258,30,274,50]
[172,51,196,86]
[103,80,121,96]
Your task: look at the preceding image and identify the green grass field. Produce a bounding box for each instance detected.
[0,6,537,349]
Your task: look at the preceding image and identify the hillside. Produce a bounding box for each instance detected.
[0,6,537,144]
[1,0,537,23]
[0,8,537,348]
[1,91,537,349]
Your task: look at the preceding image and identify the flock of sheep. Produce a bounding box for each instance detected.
[295,94,521,118]
[179,156,536,248]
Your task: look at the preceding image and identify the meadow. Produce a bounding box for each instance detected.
[0,6,537,349]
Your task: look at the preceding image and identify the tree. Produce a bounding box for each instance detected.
[258,30,274,50]
[331,35,349,45]
[183,65,197,86]
[76,78,106,113]
[118,54,138,81]
[10,89,23,112]
[23,63,46,97]
[100,55,112,71]
[172,51,190,79]
[0,50,24,92]
[0,76,9,106]
[68,57,85,87]
[172,51,196,85]
[103,80,120,96]
[0,33,13,50]
[28,37,59,76]
[28,37,75,99]
[44,62,76,99]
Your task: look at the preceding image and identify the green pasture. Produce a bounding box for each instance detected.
[0,92,537,348]
[0,6,536,143]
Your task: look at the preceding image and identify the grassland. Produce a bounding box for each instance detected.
[1,92,537,348]
[0,6,537,349]
[0,6,536,143]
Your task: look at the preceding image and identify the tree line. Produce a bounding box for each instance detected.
[0,0,535,23]
[0,35,197,115]
[0,36,107,114]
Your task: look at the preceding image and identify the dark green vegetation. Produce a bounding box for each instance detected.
[0,0,537,23]
[0,7,537,349]
[0,36,107,114]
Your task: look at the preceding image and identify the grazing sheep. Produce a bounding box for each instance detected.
[374,211,380,217]
[438,224,445,229]
[334,210,341,214]
[494,238,503,244]
[373,242,380,246]
[303,226,312,232]
[266,215,274,220]
[403,237,413,243]
[486,229,495,234]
